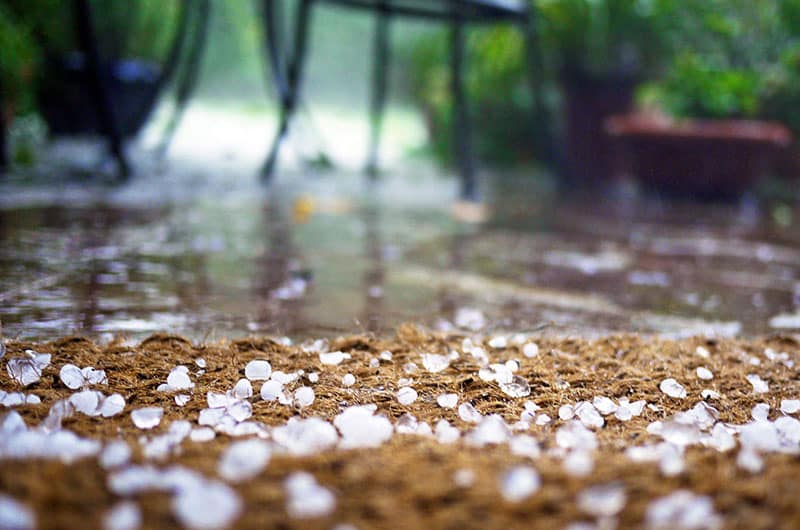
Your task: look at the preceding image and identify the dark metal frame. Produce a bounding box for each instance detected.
[258,0,548,200]
[71,0,210,178]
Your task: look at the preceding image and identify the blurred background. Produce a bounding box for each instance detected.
[1,0,800,342]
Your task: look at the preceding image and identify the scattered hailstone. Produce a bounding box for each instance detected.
[420,353,450,373]
[522,342,539,358]
[245,360,272,381]
[379,351,393,361]
[737,448,764,473]
[260,380,284,401]
[577,483,627,518]
[780,399,800,414]
[334,405,393,449]
[218,439,271,482]
[166,366,194,390]
[320,351,350,366]
[294,386,315,408]
[467,415,511,446]
[0,494,36,530]
[488,335,508,348]
[435,419,461,444]
[510,434,541,459]
[752,403,770,422]
[499,375,531,398]
[172,479,242,530]
[535,413,552,426]
[342,373,355,387]
[696,367,713,381]
[272,417,339,456]
[285,472,336,519]
[194,358,206,369]
[645,490,721,530]
[100,441,132,470]
[175,394,191,407]
[574,402,604,429]
[397,387,418,405]
[437,393,458,409]
[403,362,418,374]
[7,352,51,386]
[500,466,541,502]
[60,364,107,389]
[701,389,721,400]
[593,396,618,415]
[555,421,598,451]
[746,374,769,394]
[233,379,253,400]
[308,372,319,383]
[564,450,594,477]
[695,346,711,358]
[131,407,163,430]
[190,427,216,443]
[103,501,141,530]
[660,378,687,399]
[453,468,476,488]
[559,404,575,421]
[369,358,380,368]
[458,403,483,423]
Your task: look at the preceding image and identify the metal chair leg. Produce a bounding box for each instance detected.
[365,4,390,178]
[450,17,477,201]
[74,0,129,178]
[261,0,314,182]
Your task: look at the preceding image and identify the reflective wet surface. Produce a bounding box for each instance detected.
[2,147,800,341]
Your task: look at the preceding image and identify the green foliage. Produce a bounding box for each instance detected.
[0,4,38,112]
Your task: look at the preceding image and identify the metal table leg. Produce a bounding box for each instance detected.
[74,0,129,178]
[450,11,477,201]
[365,2,391,178]
[261,0,315,181]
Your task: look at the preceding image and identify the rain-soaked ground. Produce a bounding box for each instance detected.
[2,137,800,342]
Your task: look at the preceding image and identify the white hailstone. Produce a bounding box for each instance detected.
[285,472,336,518]
[166,366,194,390]
[307,372,319,384]
[488,335,508,349]
[7,353,50,386]
[369,358,380,368]
[403,362,418,374]
[99,394,125,417]
[397,387,418,405]
[746,374,769,394]
[397,378,413,387]
[660,378,687,399]
[564,450,594,477]
[739,421,781,452]
[244,360,272,381]
[0,494,36,530]
[218,439,271,482]
[435,419,461,444]
[271,371,300,384]
[500,375,531,398]
[737,449,764,473]
[695,346,710,358]
[559,404,575,420]
[172,480,242,530]
[342,373,356,387]
[437,393,458,409]
[100,440,132,469]
[701,389,721,400]
[320,351,351,366]
[780,399,800,414]
[60,364,85,389]
[175,394,191,407]
[453,468,476,488]
[83,367,108,385]
[0,392,24,407]
[752,403,770,422]
[703,423,736,452]
[522,342,539,358]
[260,380,284,401]
[458,403,483,423]
[420,353,450,373]
[645,490,721,530]
[272,417,339,456]
[466,415,511,446]
[593,396,618,415]
[695,367,713,381]
[658,445,686,477]
[574,402,604,429]
[207,392,231,409]
[505,359,520,372]
[131,407,163,430]
[190,427,216,443]
[510,434,541,459]
[454,307,486,330]
[194,358,206,368]
[500,466,541,502]
[556,421,598,451]
[577,483,626,518]
[227,400,253,423]
[294,387,315,408]
[103,501,141,530]
[233,379,253,400]
[379,351,393,361]
[69,390,103,415]
[334,406,393,449]
[535,414,552,426]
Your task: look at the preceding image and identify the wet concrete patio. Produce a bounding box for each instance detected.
[1,139,800,342]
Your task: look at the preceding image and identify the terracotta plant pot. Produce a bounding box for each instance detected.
[606,113,792,199]
[561,70,638,183]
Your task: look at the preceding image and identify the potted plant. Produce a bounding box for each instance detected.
[536,0,672,182]
[606,1,797,198]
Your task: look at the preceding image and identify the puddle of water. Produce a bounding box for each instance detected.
[1,140,799,341]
